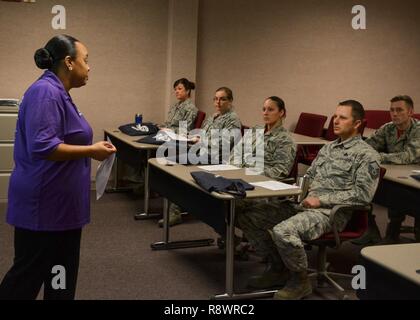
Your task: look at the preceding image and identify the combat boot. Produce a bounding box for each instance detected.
[247,255,289,289]
[158,211,183,228]
[351,214,382,245]
[378,217,403,245]
[247,266,289,289]
[274,270,312,300]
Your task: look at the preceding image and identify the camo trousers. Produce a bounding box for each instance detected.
[237,200,350,272]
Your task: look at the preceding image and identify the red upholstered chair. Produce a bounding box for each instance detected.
[413,113,420,120]
[294,112,328,137]
[305,167,386,299]
[364,110,391,129]
[194,111,206,129]
[323,117,337,141]
[287,156,299,182]
[295,113,327,166]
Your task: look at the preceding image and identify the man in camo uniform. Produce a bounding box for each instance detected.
[238,100,381,300]
[352,95,420,245]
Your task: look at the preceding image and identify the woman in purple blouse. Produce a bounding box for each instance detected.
[0,35,116,300]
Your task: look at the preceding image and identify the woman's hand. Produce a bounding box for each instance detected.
[90,141,117,161]
[47,142,116,161]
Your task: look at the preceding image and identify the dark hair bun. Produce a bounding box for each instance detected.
[34,48,53,69]
[189,81,196,90]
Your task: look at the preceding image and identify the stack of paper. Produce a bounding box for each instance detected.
[197,164,241,171]
[250,181,300,191]
[163,130,193,142]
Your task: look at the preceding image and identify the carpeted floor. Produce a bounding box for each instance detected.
[0,191,415,300]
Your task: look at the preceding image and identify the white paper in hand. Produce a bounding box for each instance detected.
[95,153,116,200]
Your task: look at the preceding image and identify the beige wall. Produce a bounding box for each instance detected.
[196,0,420,130]
[0,0,202,178]
[164,0,199,112]
[0,0,170,177]
[0,0,171,123]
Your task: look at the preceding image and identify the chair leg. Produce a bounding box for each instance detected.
[308,246,327,287]
[323,273,345,293]
[308,245,351,299]
[400,223,417,243]
[400,226,415,234]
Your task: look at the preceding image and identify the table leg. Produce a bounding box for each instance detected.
[150,197,214,250]
[226,200,235,296]
[134,149,161,220]
[104,133,133,194]
[213,200,277,300]
[164,198,170,243]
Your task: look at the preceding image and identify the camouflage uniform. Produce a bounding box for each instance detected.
[127,101,197,193]
[167,109,241,224]
[164,99,198,132]
[366,118,420,164]
[366,118,420,228]
[200,109,242,164]
[201,109,242,132]
[237,135,381,272]
[238,123,297,180]
[232,123,297,214]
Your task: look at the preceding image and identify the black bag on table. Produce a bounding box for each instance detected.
[138,133,167,145]
[190,171,254,199]
[118,122,159,136]
[411,174,420,182]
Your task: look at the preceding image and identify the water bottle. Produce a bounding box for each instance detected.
[135,113,143,126]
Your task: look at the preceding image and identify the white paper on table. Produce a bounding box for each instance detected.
[250,180,300,191]
[154,132,171,142]
[95,153,116,200]
[197,164,241,171]
[245,168,264,175]
[162,129,192,142]
[412,170,420,174]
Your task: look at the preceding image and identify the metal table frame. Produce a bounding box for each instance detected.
[148,159,301,299]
